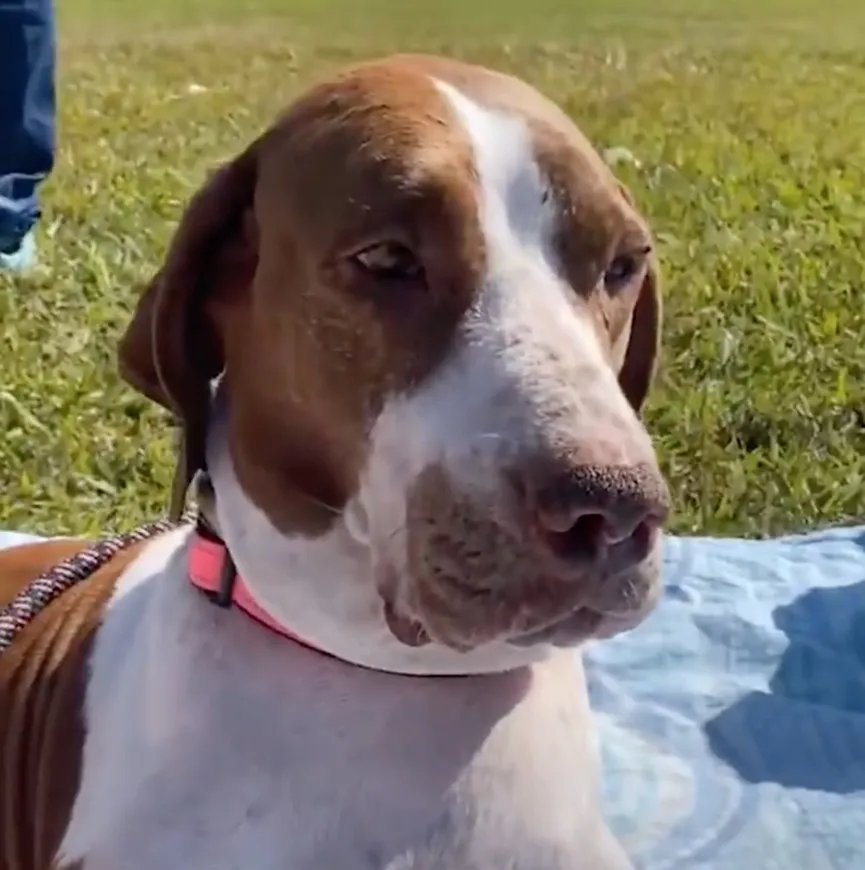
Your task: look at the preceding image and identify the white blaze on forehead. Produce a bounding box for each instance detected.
[433,79,555,255]
[431,77,609,369]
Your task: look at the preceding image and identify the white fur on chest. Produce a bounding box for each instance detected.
[58,532,626,870]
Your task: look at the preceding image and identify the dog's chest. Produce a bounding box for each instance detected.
[63,552,626,870]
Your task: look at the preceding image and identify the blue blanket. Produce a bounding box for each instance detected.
[2,527,864,867]
[587,526,865,869]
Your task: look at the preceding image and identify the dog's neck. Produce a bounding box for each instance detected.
[202,398,553,676]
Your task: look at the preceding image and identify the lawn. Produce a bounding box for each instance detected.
[2,0,865,537]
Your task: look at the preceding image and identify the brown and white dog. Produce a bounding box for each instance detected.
[0,54,670,870]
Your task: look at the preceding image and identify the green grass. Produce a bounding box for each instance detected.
[2,0,865,537]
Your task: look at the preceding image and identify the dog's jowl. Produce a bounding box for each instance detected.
[1,53,669,870]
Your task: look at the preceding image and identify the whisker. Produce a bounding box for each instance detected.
[386,523,407,542]
[476,432,506,442]
[295,490,343,517]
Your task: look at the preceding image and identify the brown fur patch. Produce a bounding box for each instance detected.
[0,539,147,870]
[120,58,489,536]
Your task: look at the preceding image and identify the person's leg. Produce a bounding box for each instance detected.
[0,0,55,271]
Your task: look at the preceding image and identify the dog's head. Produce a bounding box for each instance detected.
[120,55,669,655]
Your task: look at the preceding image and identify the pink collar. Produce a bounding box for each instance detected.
[188,529,320,652]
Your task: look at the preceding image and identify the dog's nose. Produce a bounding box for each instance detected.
[518,462,669,571]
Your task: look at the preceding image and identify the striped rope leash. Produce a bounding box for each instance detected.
[0,518,181,655]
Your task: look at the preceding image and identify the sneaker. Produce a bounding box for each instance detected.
[0,231,36,272]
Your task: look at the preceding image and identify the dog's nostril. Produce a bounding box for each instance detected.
[537,511,608,563]
[626,519,658,561]
[537,510,661,568]
[521,462,669,568]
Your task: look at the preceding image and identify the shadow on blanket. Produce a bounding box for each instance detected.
[705,568,865,794]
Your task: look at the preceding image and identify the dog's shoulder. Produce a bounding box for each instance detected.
[0,534,158,870]
[0,535,150,653]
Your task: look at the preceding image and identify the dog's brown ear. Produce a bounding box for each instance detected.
[614,183,662,413]
[618,255,661,412]
[118,144,260,514]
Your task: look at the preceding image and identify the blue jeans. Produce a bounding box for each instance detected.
[0,0,55,253]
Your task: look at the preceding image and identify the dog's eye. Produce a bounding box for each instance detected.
[604,247,650,290]
[352,241,423,282]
